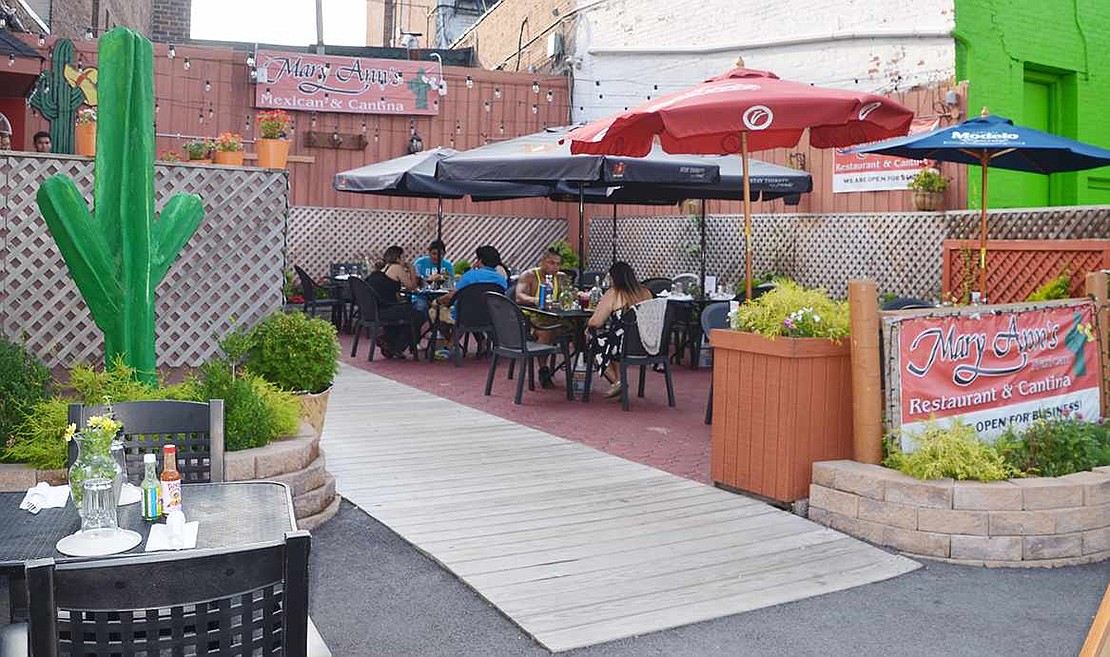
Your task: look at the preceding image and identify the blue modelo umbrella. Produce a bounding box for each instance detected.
[333,147,553,241]
[848,110,1110,298]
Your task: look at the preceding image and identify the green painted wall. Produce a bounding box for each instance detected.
[954,0,1110,209]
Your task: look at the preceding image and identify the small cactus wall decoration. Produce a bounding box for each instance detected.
[36,28,204,384]
[30,39,88,154]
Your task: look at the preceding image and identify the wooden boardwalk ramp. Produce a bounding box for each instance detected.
[322,365,919,652]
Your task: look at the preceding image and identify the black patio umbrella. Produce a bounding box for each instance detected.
[333,147,554,241]
[549,156,812,296]
[436,127,721,267]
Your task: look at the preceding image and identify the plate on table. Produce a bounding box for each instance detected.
[56,528,142,557]
[118,483,141,506]
[709,293,735,301]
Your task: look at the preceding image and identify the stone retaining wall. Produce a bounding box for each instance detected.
[808,461,1110,567]
[0,421,338,530]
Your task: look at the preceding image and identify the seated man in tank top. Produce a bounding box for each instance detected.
[515,248,574,386]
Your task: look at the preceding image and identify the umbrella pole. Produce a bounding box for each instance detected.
[611,203,617,267]
[578,183,586,275]
[978,153,989,302]
[436,197,443,243]
[742,132,753,302]
[700,199,707,301]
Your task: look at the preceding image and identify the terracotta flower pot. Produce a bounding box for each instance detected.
[708,329,854,504]
[256,138,290,169]
[74,122,96,157]
[213,150,245,166]
[912,189,945,211]
[187,157,212,165]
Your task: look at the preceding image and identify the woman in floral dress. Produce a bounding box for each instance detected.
[587,262,653,398]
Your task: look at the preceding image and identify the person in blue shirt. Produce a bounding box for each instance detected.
[410,240,454,317]
[432,245,507,354]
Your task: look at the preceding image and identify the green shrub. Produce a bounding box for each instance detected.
[192,360,299,451]
[1026,272,1072,302]
[884,421,1019,482]
[0,337,51,449]
[995,417,1110,477]
[247,312,339,393]
[454,259,471,277]
[730,280,850,340]
[3,397,69,470]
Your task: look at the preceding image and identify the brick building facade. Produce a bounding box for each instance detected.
[151,0,189,43]
[15,0,154,40]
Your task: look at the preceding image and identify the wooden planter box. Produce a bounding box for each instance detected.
[709,329,854,504]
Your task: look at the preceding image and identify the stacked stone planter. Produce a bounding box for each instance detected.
[225,421,339,530]
[0,421,338,530]
[808,460,1110,567]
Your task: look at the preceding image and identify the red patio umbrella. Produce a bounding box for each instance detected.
[569,66,915,299]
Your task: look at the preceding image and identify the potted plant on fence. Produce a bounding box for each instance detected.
[709,280,854,504]
[256,109,292,169]
[182,139,214,164]
[213,132,245,166]
[909,167,949,211]
[74,107,96,157]
[245,311,339,438]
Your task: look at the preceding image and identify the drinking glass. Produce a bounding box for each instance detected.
[109,438,127,504]
[80,477,119,537]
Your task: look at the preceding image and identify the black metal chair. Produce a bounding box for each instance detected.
[700,302,730,425]
[583,305,677,411]
[294,265,344,327]
[13,531,311,657]
[641,277,674,297]
[329,261,367,278]
[483,292,571,404]
[67,400,225,485]
[881,296,934,311]
[348,277,418,361]
[450,282,504,367]
[735,281,777,302]
[579,270,605,289]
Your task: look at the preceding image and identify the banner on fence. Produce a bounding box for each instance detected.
[832,118,938,193]
[254,50,441,115]
[890,301,1101,448]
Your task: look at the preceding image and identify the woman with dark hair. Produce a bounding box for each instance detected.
[587,262,653,397]
[365,246,423,358]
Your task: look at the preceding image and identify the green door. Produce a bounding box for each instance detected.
[1021,78,1052,207]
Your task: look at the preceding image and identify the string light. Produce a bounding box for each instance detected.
[484,101,490,112]
[532,81,539,94]
[310,114,317,128]
[155,102,160,114]
[360,121,366,134]
[498,122,504,134]
[245,53,254,67]
[455,121,461,134]
[7,54,13,67]
[546,90,554,102]
[37,34,45,46]
[465,75,473,89]
[373,127,379,143]
[204,79,210,92]
[208,106,213,120]
[198,112,204,124]
[84,27,93,40]
[531,103,538,114]
[183,57,190,70]
[167,44,175,59]
[494,87,501,99]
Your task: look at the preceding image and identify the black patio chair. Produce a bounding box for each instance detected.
[12,531,312,657]
[294,265,344,327]
[329,261,367,278]
[641,277,674,296]
[700,302,730,425]
[881,296,934,311]
[484,292,572,404]
[67,400,225,484]
[583,304,677,411]
[450,282,504,367]
[349,276,418,361]
[735,281,777,302]
[579,270,605,289]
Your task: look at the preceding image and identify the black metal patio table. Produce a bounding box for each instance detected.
[407,288,450,361]
[0,481,296,575]
[527,307,594,395]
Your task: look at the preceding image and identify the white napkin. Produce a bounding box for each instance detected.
[145,519,200,552]
[20,482,70,514]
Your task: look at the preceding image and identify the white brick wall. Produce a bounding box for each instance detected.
[570,0,957,121]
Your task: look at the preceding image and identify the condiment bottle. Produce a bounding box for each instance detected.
[160,444,182,514]
[140,453,162,521]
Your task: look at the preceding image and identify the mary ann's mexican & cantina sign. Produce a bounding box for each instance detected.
[890,301,1100,449]
[254,50,441,116]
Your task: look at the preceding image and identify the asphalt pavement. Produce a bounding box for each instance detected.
[309,500,1110,657]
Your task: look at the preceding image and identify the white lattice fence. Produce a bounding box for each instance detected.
[0,154,288,367]
[288,206,568,278]
[589,206,1110,299]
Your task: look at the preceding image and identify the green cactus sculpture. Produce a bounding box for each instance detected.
[36,28,204,384]
[30,39,88,154]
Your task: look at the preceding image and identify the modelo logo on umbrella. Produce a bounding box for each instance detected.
[742,105,774,131]
[951,130,1021,142]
